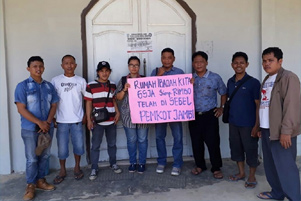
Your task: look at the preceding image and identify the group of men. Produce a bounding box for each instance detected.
[15,47,300,201]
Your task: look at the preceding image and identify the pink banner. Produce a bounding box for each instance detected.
[127,74,195,123]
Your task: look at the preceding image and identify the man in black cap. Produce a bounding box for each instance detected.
[84,61,122,180]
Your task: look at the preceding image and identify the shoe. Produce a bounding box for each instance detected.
[111,164,123,174]
[23,184,35,200]
[156,165,165,174]
[89,169,98,181]
[36,178,55,191]
[137,164,145,174]
[171,167,181,176]
[128,164,137,173]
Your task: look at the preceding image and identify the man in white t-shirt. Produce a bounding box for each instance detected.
[257,47,301,201]
[51,55,87,184]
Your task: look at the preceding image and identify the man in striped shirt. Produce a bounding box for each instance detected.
[84,61,122,181]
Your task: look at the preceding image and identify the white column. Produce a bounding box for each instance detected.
[0,0,12,174]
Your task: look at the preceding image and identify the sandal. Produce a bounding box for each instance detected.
[228,174,245,182]
[74,170,84,180]
[53,175,66,185]
[213,171,223,179]
[245,181,257,189]
[257,192,283,200]
[191,167,202,175]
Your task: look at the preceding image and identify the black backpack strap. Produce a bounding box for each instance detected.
[105,81,111,107]
[95,80,111,107]
[228,75,252,104]
[156,67,158,76]
[121,76,127,89]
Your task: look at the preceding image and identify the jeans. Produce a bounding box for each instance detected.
[155,122,183,168]
[124,127,149,164]
[21,128,54,184]
[56,122,84,159]
[90,123,117,170]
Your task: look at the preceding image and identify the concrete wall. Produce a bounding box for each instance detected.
[1,0,300,174]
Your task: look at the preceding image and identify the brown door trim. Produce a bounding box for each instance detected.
[81,0,196,80]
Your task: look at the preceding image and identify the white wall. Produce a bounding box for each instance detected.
[1,0,301,174]
[186,0,262,157]
[261,0,301,153]
[4,0,90,174]
[0,0,12,174]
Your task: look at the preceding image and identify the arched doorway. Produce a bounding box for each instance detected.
[81,0,196,161]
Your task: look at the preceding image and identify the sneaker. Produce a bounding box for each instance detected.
[171,167,181,176]
[111,164,123,174]
[128,164,137,173]
[89,169,98,181]
[156,165,165,174]
[137,164,145,174]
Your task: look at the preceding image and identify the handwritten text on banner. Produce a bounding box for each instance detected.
[127,74,195,123]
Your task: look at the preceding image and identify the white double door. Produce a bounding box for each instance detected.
[86,0,192,161]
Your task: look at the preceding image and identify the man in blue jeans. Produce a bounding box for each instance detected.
[15,56,59,200]
[151,48,184,176]
[51,55,87,184]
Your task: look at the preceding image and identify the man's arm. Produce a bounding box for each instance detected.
[280,74,301,149]
[214,94,226,118]
[47,103,57,125]
[16,102,50,133]
[86,100,93,130]
[116,83,129,100]
[251,99,260,137]
[113,99,120,124]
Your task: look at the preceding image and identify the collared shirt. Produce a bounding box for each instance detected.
[14,76,59,131]
[227,73,260,127]
[193,70,226,112]
[116,74,150,129]
[150,66,184,76]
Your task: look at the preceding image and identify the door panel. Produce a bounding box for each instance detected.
[86,0,192,161]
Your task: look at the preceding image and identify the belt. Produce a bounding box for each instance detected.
[195,108,215,115]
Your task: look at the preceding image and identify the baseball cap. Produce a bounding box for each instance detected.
[97,61,111,71]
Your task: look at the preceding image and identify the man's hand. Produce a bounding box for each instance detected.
[214,107,223,118]
[114,111,120,124]
[190,78,195,84]
[157,67,166,76]
[280,134,292,149]
[123,83,130,92]
[251,126,259,138]
[87,119,93,131]
[53,118,58,128]
[257,131,262,138]
[37,120,50,133]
